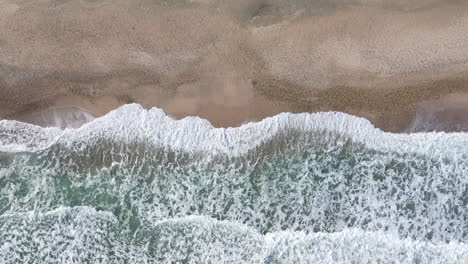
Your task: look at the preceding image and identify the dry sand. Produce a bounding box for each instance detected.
[1,0,468,131]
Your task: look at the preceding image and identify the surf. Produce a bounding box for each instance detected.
[0,104,467,263]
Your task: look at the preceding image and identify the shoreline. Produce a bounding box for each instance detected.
[3,67,468,132]
[2,1,468,132]
[7,86,468,133]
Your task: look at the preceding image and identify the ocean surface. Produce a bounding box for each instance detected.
[0,104,467,263]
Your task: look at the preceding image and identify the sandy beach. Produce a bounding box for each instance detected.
[1,2,468,262]
[1,0,468,131]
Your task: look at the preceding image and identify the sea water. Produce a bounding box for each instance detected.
[0,104,466,263]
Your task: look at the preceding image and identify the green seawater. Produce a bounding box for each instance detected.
[0,106,467,263]
[1,130,467,263]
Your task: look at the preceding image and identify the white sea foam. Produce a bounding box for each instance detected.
[1,207,466,264]
[1,104,468,159]
[1,105,467,262]
[0,120,62,152]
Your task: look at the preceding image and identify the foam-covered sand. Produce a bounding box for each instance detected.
[1,0,468,129]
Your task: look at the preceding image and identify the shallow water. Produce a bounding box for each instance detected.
[0,104,467,263]
[13,107,95,129]
[408,104,468,133]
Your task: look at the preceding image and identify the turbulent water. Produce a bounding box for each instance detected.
[0,104,467,263]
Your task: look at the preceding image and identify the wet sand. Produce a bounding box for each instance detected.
[1,0,468,131]
[385,92,468,133]
[14,106,95,129]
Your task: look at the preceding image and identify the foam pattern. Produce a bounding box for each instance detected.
[0,104,467,262]
[1,208,466,263]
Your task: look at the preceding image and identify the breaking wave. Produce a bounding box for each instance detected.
[1,207,466,263]
[0,104,467,263]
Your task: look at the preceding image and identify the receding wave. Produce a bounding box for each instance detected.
[0,104,467,263]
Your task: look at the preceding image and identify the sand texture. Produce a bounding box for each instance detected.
[1,0,468,130]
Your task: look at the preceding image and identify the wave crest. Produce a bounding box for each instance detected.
[1,104,468,158]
